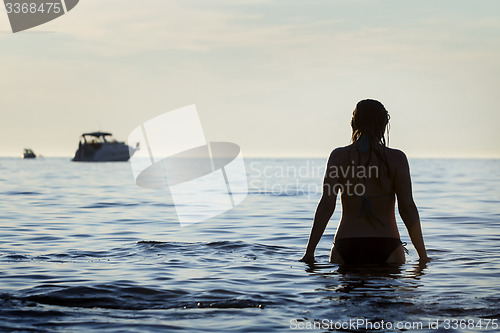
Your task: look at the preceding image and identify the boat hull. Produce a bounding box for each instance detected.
[72,143,133,162]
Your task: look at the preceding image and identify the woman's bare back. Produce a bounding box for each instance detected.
[329,145,404,239]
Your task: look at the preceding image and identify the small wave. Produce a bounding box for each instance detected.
[136,240,171,245]
[20,284,189,310]
[2,191,43,196]
[80,202,139,209]
[13,284,268,311]
[1,250,114,264]
[188,298,264,309]
[205,240,248,250]
[136,240,290,258]
[2,254,30,261]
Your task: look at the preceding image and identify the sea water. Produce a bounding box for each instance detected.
[0,157,499,332]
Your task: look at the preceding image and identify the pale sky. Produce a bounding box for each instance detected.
[1,0,499,158]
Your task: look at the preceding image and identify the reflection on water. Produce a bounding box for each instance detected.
[302,262,428,320]
[0,158,499,332]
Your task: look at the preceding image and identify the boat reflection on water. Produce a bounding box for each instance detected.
[72,132,138,162]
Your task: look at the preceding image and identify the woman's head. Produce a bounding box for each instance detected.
[351,99,390,145]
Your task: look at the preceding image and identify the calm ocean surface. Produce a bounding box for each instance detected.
[1,157,499,332]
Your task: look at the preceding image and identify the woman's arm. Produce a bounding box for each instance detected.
[300,194,336,262]
[300,151,339,263]
[394,151,428,262]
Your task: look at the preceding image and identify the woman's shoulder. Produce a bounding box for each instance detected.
[383,147,409,166]
[328,145,402,156]
[328,145,409,165]
[328,145,409,162]
[384,147,407,158]
[328,145,352,161]
[330,144,356,155]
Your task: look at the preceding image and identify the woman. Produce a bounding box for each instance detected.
[300,99,428,264]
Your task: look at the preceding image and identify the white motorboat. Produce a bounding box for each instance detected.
[72,132,137,162]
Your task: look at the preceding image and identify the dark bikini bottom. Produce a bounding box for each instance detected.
[333,237,405,264]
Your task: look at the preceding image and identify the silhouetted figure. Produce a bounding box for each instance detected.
[300,99,428,265]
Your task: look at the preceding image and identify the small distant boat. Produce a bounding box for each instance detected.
[23,148,36,159]
[72,132,137,162]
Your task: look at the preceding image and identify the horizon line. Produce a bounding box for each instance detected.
[2,155,500,160]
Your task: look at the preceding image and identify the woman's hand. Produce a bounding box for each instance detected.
[418,255,432,264]
[299,252,315,263]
